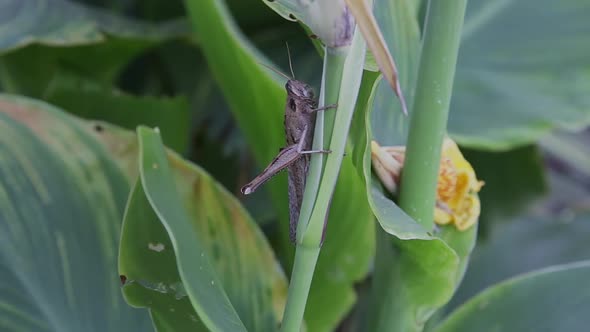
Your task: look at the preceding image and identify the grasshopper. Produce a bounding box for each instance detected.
[241,50,335,243]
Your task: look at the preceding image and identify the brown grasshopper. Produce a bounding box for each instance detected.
[241,52,335,243]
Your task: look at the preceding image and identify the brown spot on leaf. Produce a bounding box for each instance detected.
[0,100,46,136]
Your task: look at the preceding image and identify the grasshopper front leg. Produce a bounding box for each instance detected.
[296,126,331,155]
[312,103,338,112]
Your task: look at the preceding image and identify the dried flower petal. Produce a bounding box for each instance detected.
[371,138,484,231]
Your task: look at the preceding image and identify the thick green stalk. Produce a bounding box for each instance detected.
[280,47,346,332]
[398,0,468,228]
[297,48,346,242]
[368,227,397,331]
[279,246,320,332]
[281,27,366,330]
[319,48,347,149]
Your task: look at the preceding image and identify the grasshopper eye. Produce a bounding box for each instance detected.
[289,99,297,110]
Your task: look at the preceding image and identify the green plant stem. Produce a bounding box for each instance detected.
[280,47,346,332]
[297,48,346,236]
[279,245,320,331]
[319,48,347,149]
[368,227,397,331]
[281,25,366,329]
[398,0,468,228]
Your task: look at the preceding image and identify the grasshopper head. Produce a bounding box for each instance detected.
[286,80,314,100]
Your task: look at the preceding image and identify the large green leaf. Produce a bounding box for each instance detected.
[446,129,590,316]
[0,0,192,155]
[437,261,590,331]
[0,0,187,53]
[119,127,288,331]
[185,1,375,331]
[0,0,189,96]
[448,212,590,313]
[0,94,151,331]
[370,0,590,151]
[449,0,590,150]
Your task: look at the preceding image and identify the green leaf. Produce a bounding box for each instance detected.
[120,127,288,331]
[119,182,208,331]
[184,0,287,225]
[0,0,189,96]
[449,0,590,150]
[437,261,590,331]
[0,0,188,53]
[185,1,375,330]
[43,72,190,152]
[0,94,151,331]
[448,213,590,313]
[0,0,192,154]
[369,0,590,150]
[369,0,421,146]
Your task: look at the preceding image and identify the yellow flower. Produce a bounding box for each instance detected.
[371,138,484,231]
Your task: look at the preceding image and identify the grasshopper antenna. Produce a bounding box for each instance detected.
[285,42,295,79]
[259,62,292,80]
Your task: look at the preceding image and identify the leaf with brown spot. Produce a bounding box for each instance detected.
[0,93,152,331]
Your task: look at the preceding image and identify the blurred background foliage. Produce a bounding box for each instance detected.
[1,0,589,331]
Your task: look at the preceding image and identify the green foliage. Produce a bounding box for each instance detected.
[450,0,590,150]
[352,72,477,332]
[0,94,151,331]
[0,0,189,94]
[372,0,590,150]
[0,0,191,151]
[1,0,590,331]
[438,261,590,331]
[120,127,287,331]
